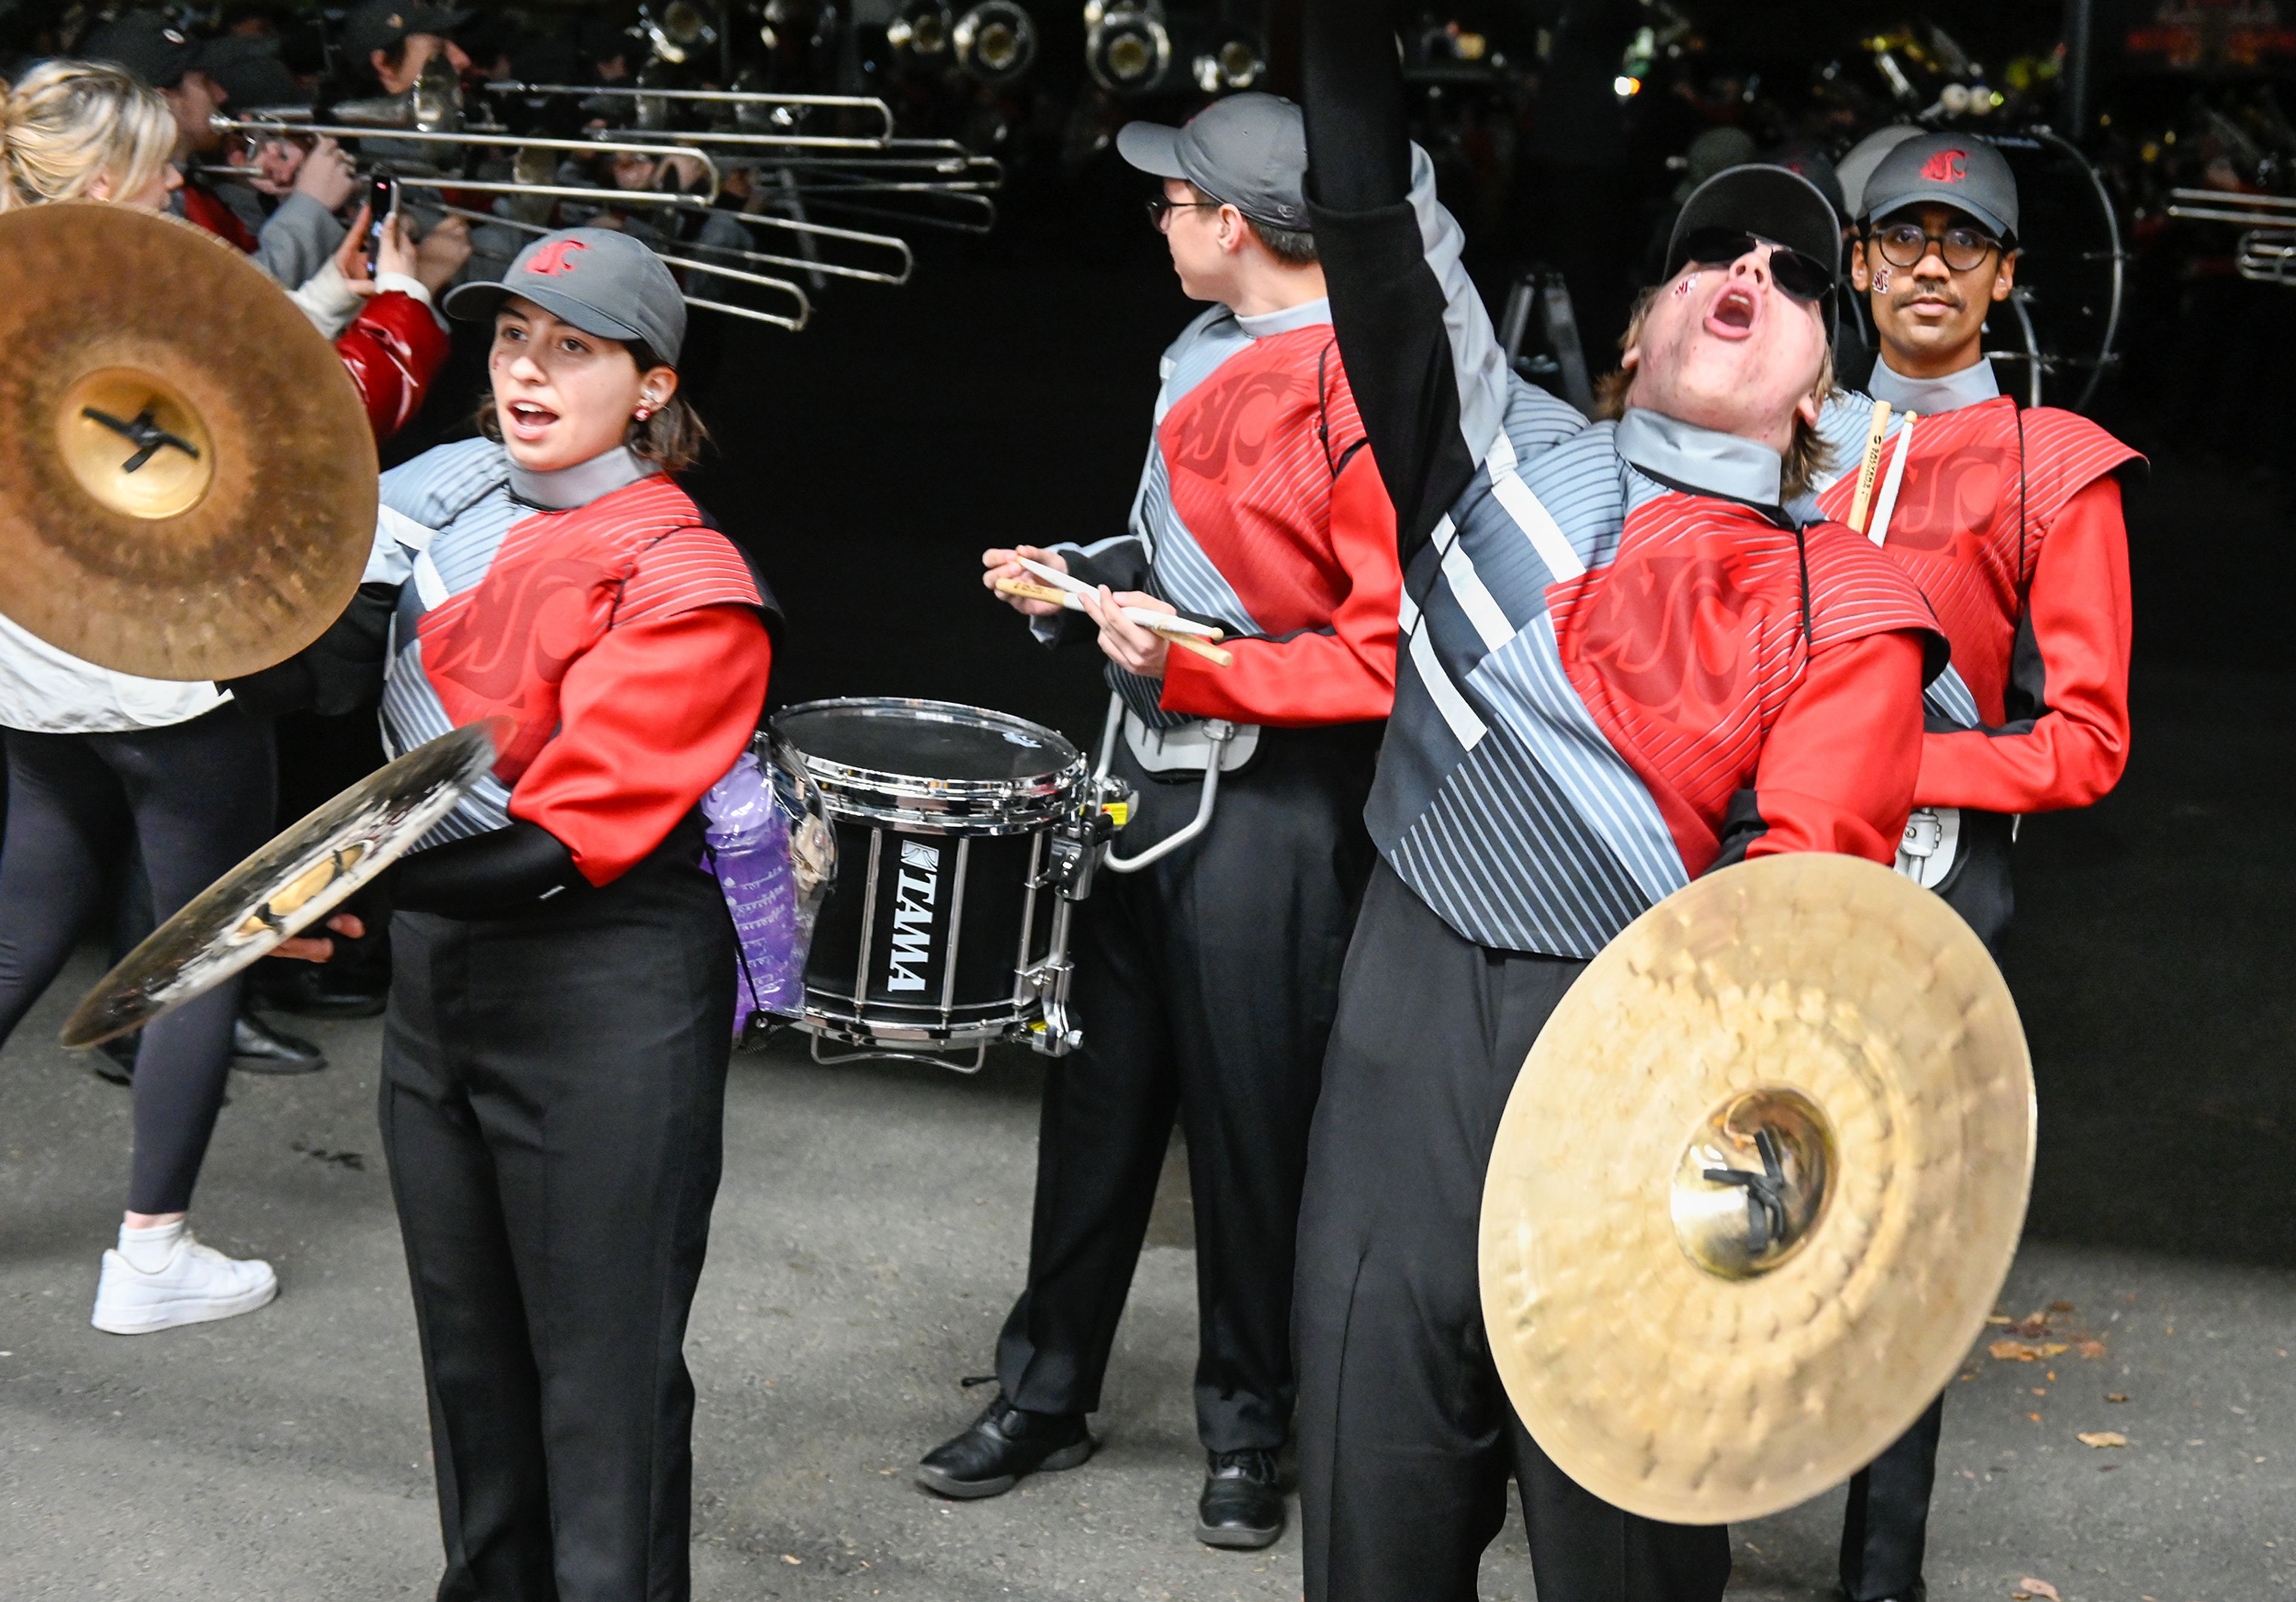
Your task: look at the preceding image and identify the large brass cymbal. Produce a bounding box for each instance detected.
[0,202,377,681]
[62,720,504,1050]
[1479,853,2035,1525]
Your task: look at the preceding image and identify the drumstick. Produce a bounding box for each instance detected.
[995,580,1235,666]
[1864,412,1918,547]
[1846,397,1893,533]
[1013,558,1225,639]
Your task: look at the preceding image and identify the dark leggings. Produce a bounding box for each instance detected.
[0,704,275,1214]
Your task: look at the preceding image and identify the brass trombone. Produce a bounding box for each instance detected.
[2166,188,2296,287]
[428,203,811,329]
[484,81,900,148]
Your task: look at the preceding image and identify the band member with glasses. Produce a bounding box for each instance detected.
[1805,132,2142,1602]
[919,92,1400,1552]
[1290,3,1950,1595]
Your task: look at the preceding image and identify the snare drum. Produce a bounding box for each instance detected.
[768,697,1091,1069]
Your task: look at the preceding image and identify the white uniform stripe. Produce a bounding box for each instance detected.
[1407,627,1486,749]
[1440,541,1515,651]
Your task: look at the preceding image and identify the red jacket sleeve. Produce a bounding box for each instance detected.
[1158,445,1402,726]
[1744,631,1926,865]
[1916,475,2131,813]
[508,603,772,886]
[336,291,451,444]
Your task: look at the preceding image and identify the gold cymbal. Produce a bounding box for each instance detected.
[0,202,378,681]
[1479,853,2035,1525]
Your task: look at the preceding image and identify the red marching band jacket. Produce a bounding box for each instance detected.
[181,185,449,444]
[1816,396,2141,816]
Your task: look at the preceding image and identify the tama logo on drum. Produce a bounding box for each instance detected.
[887,840,941,991]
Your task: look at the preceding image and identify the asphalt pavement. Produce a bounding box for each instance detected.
[1,665,2291,1602]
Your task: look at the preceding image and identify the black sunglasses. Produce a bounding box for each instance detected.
[1675,229,1836,304]
[1869,221,2002,273]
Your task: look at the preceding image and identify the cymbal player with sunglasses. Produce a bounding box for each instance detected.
[1806,132,2144,1602]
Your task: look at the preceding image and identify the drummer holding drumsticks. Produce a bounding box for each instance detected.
[924,94,1402,1552]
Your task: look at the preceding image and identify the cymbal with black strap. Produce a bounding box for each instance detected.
[1479,852,2035,1524]
[0,201,377,681]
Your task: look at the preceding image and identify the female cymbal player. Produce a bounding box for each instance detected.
[262,228,777,1601]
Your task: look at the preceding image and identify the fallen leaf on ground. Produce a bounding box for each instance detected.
[2077,1339,2109,1359]
[1986,1313,2012,1325]
[2108,1392,2129,1403]
[1990,1339,2072,1361]
[2049,1300,2075,1313]
[2019,1580,2062,1601]
[2078,1430,2129,1448]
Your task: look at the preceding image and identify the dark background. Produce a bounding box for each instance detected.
[339,0,2296,1276]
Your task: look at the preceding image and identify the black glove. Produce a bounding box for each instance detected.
[391,820,591,920]
[225,583,397,718]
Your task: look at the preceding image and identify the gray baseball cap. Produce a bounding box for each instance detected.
[1116,91,1308,232]
[444,228,687,361]
[1860,132,2019,243]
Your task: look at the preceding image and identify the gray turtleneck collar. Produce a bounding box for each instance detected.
[507,445,654,511]
[1614,408,1785,508]
[1236,298,1333,338]
[1867,355,1999,417]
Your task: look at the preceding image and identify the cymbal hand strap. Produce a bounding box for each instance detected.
[1703,1128,1791,1255]
[81,405,200,473]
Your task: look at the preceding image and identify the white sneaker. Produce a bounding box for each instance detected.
[91,1232,279,1335]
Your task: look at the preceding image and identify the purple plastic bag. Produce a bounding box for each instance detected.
[702,742,834,1040]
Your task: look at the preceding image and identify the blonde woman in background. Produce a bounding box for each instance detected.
[0,60,438,1334]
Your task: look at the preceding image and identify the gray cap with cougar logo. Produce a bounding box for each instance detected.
[1116,91,1309,231]
[444,228,687,362]
[1859,132,2019,243]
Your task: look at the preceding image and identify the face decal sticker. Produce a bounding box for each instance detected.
[1674,271,1702,298]
[1874,267,1892,294]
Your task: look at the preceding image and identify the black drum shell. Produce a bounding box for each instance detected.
[768,697,1085,1050]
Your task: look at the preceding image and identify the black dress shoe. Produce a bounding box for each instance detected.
[91,1035,139,1086]
[915,1393,1093,1499]
[231,1012,328,1075]
[1196,1448,1284,1549]
[252,962,388,1020]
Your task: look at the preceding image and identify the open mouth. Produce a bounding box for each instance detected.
[1707,285,1757,334]
[505,399,560,438]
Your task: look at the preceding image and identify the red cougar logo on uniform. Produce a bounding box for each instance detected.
[526,239,590,276]
[1920,148,1969,184]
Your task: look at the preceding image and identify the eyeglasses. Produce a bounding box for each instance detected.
[1675,229,1834,303]
[1869,221,2001,273]
[1145,194,1222,232]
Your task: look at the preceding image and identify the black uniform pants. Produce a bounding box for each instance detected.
[0,704,274,1213]
[1839,808,2014,1600]
[379,840,735,1602]
[994,722,1379,1454]
[1294,862,1731,1602]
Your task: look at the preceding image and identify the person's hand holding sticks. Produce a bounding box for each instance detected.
[1082,586,1174,678]
[984,544,1070,617]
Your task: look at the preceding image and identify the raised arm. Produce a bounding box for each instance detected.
[1302,0,1515,569]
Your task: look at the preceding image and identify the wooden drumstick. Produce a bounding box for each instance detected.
[1846,397,1893,533]
[994,579,1234,666]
